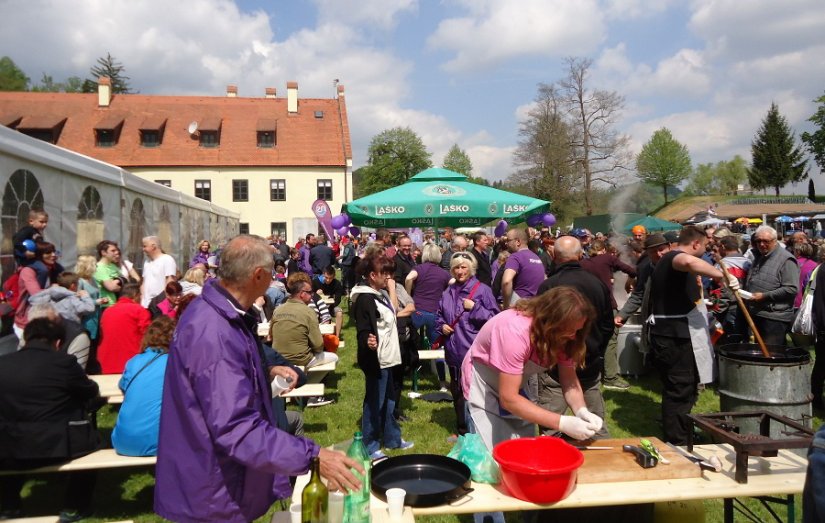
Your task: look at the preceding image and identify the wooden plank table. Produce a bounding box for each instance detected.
[292,444,807,520]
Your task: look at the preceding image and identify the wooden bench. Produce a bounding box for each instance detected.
[0,449,155,477]
[410,350,446,393]
[296,360,337,374]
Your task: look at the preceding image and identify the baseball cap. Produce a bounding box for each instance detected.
[644,234,667,249]
[663,230,680,244]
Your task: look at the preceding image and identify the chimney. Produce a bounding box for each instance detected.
[287,81,298,113]
[98,76,111,107]
[337,84,345,97]
[226,85,238,98]
[265,87,276,99]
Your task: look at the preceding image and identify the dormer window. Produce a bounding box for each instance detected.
[141,130,160,147]
[314,111,324,119]
[257,118,276,148]
[94,114,124,147]
[139,117,166,147]
[198,117,222,148]
[16,115,67,144]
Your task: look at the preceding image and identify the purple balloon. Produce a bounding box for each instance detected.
[336,225,350,236]
[494,220,508,237]
[349,226,361,237]
[341,213,351,226]
[542,213,556,227]
[526,214,543,227]
[331,214,346,229]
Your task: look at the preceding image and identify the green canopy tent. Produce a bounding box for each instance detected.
[342,168,551,228]
[624,215,682,233]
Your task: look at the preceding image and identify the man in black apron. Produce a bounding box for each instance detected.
[646,226,739,444]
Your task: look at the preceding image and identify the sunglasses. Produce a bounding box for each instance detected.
[451,252,472,261]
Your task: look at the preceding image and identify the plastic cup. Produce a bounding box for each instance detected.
[270,375,292,398]
[386,487,406,520]
[328,490,344,523]
[289,503,301,523]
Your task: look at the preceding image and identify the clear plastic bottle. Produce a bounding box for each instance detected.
[302,456,328,523]
[343,432,371,523]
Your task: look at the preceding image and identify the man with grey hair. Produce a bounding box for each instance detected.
[744,225,799,345]
[155,235,361,522]
[535,236,613,438]
[440,234,469,270]
[140,235,177,307]
[27,301,91,371]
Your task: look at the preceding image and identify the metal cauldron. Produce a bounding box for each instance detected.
[717,343,812,438]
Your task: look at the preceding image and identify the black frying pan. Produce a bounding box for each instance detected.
[371,454,473,507]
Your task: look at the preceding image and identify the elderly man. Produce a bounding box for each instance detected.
[501,228,546,309]
[155,235,359,522]
[440,234,468,270]
[140,236,176,307]
[744,225,800,346]
[536,236,614,438]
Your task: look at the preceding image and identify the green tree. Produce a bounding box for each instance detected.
[358,127,432,197]
[749,102,808,195]
[801,92,825,172]
[809,178,816,202]
[87,53,133,94]
[442,144,473,176]
[0,56,29,91]
[685,155,748,196]
[635,127,692,204]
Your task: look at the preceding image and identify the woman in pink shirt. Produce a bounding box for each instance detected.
[461,286,603,452]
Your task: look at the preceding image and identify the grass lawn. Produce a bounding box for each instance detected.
[15,307,822,522]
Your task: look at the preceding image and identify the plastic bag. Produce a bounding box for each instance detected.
[792,265,819,341]
[447,433,500,484]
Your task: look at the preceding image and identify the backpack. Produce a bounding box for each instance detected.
[1,268,22,315]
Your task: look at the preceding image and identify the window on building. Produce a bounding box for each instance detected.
[155,180,172,188]
[271,222,287,242]
[239,223,250,235]
[141,130,161,147]
[317,179,333,201]
[194,179,211,201]
[270,179,286,201]
[95,129,116,147]
[232,180,249,202]
[257,130,276,148]
[199,130,220,148]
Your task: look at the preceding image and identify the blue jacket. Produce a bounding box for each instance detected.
[112,349,167,456]
[435,277,498,367]
[154,279,319,523]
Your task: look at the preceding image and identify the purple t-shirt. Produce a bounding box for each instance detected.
[504,249,545,298]
[411,262,451,313]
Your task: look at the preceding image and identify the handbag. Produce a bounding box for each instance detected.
[792,265,819,339]
[431,282,482,350]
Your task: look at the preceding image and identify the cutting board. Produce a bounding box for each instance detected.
[576,437,702,483]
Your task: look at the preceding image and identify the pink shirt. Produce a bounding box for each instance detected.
[461,308,573,395]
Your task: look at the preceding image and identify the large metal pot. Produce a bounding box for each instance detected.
[371,454,473,507]
[717,343,812,438]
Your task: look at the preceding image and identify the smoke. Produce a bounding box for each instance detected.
[608,183,640,233]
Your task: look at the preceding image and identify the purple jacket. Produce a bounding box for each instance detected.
[154,279,319,522]
[299,245,313,274]
[435,277,498,367]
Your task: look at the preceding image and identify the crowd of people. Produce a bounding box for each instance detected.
[3,207,825,521]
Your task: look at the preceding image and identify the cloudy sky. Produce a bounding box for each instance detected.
[3,0,824,189]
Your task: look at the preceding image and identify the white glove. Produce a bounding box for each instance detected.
[558,415,596,440]
[575,407,604,433]
[724,271,740,292]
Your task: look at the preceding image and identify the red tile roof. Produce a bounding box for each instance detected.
[0,87,352,168]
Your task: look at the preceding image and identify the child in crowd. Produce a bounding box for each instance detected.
[12,210,48,266]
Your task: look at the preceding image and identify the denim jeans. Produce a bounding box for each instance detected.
[361,368,402,454]
[804,424,825,522]
[412,310,446,382]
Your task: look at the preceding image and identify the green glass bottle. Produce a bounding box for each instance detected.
[343,432,371,523]
[302,456,328,523]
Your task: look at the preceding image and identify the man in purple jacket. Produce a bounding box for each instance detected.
[155,235,360,523]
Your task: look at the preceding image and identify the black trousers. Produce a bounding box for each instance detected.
[750,316,791,347]
[649,335,698,445]
[0,459,96,512]
[813,332,825,400]
[448,365,468,436]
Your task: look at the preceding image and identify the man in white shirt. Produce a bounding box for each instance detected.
[141,236,177,307]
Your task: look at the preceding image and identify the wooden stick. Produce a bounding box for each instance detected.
[717,259,771,358]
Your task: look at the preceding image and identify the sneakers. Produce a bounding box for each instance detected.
[306,396,334,407]
[439,387,449,393]
[602,377,630,391]
[59,509,92,523]
[396,440,415,451]
[370,450,387,460]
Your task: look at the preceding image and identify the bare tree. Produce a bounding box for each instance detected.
[559,57,632,215]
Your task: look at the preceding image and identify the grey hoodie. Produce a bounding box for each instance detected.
[30,286,95,323]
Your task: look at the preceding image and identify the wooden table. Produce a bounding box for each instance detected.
[293,444,807,521]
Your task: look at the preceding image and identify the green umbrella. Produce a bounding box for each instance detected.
[343,168,551,228]
[624,215,682,233]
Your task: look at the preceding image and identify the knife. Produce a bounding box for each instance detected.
[666,443,722,472]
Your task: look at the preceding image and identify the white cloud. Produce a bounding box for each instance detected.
[466,144,517,182]
[427,0,607,72]
[311,0,418,30]
[594,44,710,98]
[603,0,675,20]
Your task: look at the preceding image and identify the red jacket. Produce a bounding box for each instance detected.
[97,296,151,374]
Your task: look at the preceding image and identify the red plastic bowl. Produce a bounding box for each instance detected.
[493,436,583,503]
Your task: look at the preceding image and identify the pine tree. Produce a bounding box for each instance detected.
[748,103,808,196]
[86,53,134,94]
[809,178,816,202]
